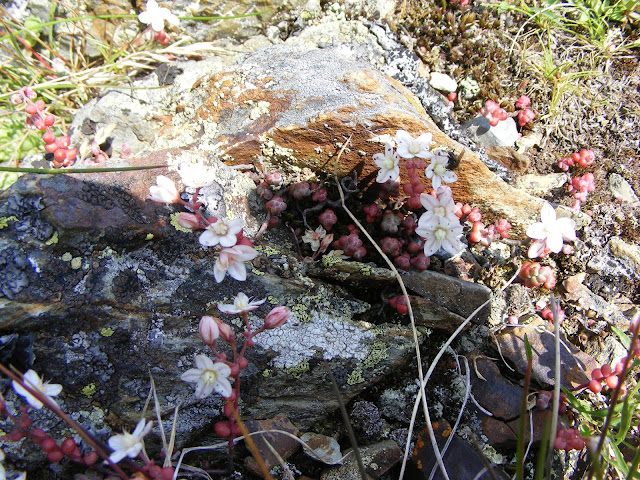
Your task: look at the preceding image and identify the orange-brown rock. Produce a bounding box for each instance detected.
[161,44,543,234]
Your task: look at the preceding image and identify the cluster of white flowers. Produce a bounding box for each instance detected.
[148,164,258,283]
[181,354,233,399]
[138,0,179,31]
[373,130,463,257]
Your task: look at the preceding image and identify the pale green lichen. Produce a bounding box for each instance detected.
[70,257,82,270]
[347,367,365,385]
[268,295,280,305]
[0,216,17,229]
[362,341,389,369]
[45,231,58,245]
[321,255,343,268]
[360,264,373,276]
[145,233,154,240]
[251,268,265,276]
[284,359,309,379]
[100,327,115,337]
[262,369,272,377]
[81,383,96,397]
[291,303,311,323]
[170,212,193,233]
[61,252,73,262]
[255,245,281,256]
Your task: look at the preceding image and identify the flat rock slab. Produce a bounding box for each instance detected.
[320,440,402,480]
[403,270,492,322]
[494,319,596,388]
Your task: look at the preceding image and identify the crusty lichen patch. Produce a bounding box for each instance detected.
[254,311,376,369]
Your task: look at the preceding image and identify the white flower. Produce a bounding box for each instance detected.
[419,186,459,224]
[214,245,259,283]
[0,449,5,480]
[12,370,62,409]
[199,218,244,248]
[138,0,179,31]
[181,354,233,399]
[302,225,327,252]
[425,149,458,190]
[395,130,434,159]
[415,215,464,256]
[218,292,266,314]
[178,163,215,188]
[149,175,180,204]
[107,418,154,464]
[373,143,400,183]
[526,202,576,258]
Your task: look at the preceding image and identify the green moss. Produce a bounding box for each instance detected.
[0,216,17,229]
[284,359,309,379]
[347,367,365,385]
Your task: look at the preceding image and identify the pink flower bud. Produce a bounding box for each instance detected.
[515,95,531,109]
[199,316,219,345]
[176,212,200,230]
[264,306,289,329]
[214,317,234,341]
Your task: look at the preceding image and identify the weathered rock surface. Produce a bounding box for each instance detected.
[66,41,544,234]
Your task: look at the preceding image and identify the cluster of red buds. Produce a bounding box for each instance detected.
[519,261,557,289]
[333,225,367,260]
[554,426,586,451]
[540,305,566,324]
[588,352,639,395]
[515,95,536,127]
[389,295,409,314]
[557,149,596,171]
[11,86,77,167]
[480,100,508,127]
[537,390,568,414]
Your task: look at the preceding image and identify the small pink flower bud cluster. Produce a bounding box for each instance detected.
[536,390,568,413]
[515,95,535,127]
[381,210,403,234]
[540,306,565,324]
[467,218,511,247]
[519,261,557,289]
[319,209,338,231]
[403,160,428,209]
[554,427,586,451]
[11,86,77,167]
[389,295,408,314]
[480,100,508,127]
[333,226,367,260]
[588,351,639,395]
[568,172,596,203]
[557,149,596,171]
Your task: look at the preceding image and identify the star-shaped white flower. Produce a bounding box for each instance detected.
[425,149,458,190]
[302,225,327,252]
[12,370,63,409]
[214,245,259,283]
[373,143,400,183]
[178,163,215,188]
[108,418,154,464]
[181,354,233,399]
[395,130,434,159]
[138,0,179,31]
[199,218,243,248]
[218,292,266,314]
[526,202,576,258]
[415,215,464,256]
[419,186,459,224]
[149,175,180,204]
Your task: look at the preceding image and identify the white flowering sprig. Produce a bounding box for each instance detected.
[527,202,576,258]
[138,0,179,32]
[425,149,458,190]
[180,299,290,453]
[147,168,259,284]
[373,142,400,183]
[12,369,63,409]
[107,418,154,464]
[395,130,434,159]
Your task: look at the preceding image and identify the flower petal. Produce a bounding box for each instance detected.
[526,222,547,240]
[540,202,556,223]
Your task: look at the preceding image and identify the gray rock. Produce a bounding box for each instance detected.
[514,173,567,196]
[320,440,402,480]
[403,270,492,322]
[609,173,640,205]
[462,115,520,147]
[429,72,457,92]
